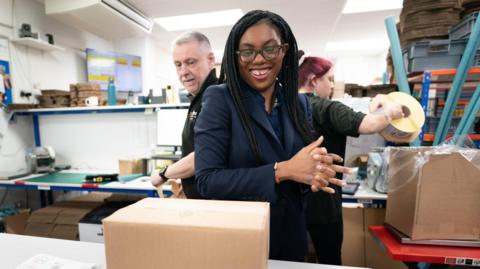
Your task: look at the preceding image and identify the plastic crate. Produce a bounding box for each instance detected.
[449,12,479,40]
[403,39,467,73]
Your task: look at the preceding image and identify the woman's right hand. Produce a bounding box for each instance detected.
[275,136,348,193]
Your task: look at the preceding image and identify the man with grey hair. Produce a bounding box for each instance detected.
[150,31,217,199]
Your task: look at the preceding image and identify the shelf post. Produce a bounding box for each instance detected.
[419,72,432,145]
[385,16,420,146]
[454,82,480,145]
[33,113,41,146]
[434,14,480,145]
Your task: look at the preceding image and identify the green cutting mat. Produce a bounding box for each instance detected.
[25,172,141,185]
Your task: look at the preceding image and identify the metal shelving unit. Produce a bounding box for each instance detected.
[408,68,480,145]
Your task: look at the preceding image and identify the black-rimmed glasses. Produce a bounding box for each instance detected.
[236,44,288,63]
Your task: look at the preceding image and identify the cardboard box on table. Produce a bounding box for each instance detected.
[118,159,144,175]
[103,198,269,269]
[385,147,480,240]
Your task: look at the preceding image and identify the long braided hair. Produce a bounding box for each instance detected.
[219,10,314,164]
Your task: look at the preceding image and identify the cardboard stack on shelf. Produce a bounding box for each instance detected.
[399,0,462,47]
[461,0,480,18]
[38,90,70,108]
[69,83,103,107]
[344,84,398,97]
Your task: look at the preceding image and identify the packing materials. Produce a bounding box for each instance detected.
[118,159,144,176]
[4,209,30,234]
[103,198,269,269]
[385,146,480,240]
[379,92,425,143]
[24,201,101,240]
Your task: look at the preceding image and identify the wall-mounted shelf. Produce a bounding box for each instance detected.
[12,103,190,116]
[10,103,190,147]
[11,37,65,52]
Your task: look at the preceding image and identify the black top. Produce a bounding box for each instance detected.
[305,95,365,224]
[181,69,217,199]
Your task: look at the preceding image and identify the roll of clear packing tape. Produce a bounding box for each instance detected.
[379,92,425,143]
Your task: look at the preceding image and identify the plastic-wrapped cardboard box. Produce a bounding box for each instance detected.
[103,198,269,269]
[385,146,480,240]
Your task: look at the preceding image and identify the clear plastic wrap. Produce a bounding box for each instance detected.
[384,137,480,240]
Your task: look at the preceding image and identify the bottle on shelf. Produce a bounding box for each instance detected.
[107,77,117,106]
[127,90,135,105]
[147,89,154,104]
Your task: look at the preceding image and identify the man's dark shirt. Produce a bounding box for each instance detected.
[181,69,217,198]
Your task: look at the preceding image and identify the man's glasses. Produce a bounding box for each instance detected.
[236,44,288,63]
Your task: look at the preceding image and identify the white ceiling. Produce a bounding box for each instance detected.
[128,0,401,59]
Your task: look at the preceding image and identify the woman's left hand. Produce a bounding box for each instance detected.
[310,151,350,193]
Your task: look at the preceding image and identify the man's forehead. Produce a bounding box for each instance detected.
[174,39,209,53]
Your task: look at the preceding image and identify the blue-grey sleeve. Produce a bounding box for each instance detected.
[194,86,276,202]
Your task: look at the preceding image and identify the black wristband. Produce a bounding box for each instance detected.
[159,166,169,182]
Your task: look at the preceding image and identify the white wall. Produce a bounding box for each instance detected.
[332,52,388,86]
[113,35,179,97]
[39,112,157,171]
[6,0,114,101]
[0,0,179,208]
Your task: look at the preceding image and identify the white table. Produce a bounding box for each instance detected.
[342,182,387,207]
[0,233,369,269]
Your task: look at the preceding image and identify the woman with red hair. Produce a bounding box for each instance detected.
[298,51,404,265]
[298,53,334,99]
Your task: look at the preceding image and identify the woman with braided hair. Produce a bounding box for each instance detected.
[194,10,350,261]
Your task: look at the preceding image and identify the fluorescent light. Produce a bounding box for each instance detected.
[343,0,403,14]
[325,39,390,51]
[155,9,243,31]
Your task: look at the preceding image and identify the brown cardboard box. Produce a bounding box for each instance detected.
[364,208,407,269]
[50,224,78,240]
[103,198,269,269]
[4,209,30,234]
[385,147,480,240]
[118,159,144,175]
[342,205,365,267]
[24,201,101,240]
[341,206,408,269]
[27,206,63,224]
[24,223,55,237]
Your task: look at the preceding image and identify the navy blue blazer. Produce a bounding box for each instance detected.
[194,82,312,261]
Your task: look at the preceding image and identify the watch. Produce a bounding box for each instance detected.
[158,166,170,182]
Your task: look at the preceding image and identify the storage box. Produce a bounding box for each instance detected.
[24,201,101,240]
[449,11,479,40]
[364,208,407,269]
[103,198,269,269]
[4,209,30,234]
[403,39,467,73]
[342,206,365,267]
[385,147,480,240]
[118,159,144,176]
